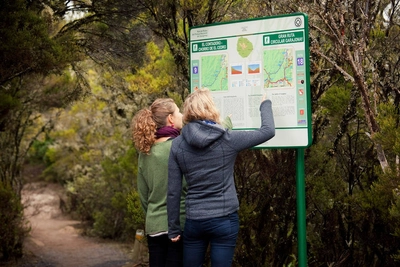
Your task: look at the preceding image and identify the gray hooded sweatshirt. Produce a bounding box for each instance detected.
[167,100,275,239]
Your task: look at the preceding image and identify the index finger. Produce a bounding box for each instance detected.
[262,93,267,102]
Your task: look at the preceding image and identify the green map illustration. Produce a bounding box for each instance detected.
[201,54,228,91]
[237,37,253,58]
[263,48,294,88]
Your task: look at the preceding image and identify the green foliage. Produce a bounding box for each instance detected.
[374,103,400,165]
[390,179,400,263]
[93,147,138,239]
[306,80,400,266]
[319,84,351,116]
[41,73,140,239]
[125,41,178,95]
[0,0,85,200]
[126,190,145,230]
[0,91,20,131]
[0,182,30,260]
[234,149,298,267]
[92,207,123,239]
[0,0,80,85]
[0,0,398,265]
[390,184,400,239]
[64,147,138,240]
[28,136,54,165]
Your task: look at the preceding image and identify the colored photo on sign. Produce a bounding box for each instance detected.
[231,65,243,75]
[248,63,261,74]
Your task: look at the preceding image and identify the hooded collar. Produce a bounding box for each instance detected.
[181,120,225,148]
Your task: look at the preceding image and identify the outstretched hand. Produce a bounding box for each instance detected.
[262,91,272,102]
[171,235,181,242]
[262,92,267,102]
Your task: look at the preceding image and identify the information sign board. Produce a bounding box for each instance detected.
[189,13,311,148]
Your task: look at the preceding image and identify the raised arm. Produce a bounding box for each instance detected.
[227,99,275,151]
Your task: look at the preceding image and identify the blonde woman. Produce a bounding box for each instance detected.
[167,89,275,266]
[132,98,186,267]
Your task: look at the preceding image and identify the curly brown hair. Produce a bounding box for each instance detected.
[131,98,175,154]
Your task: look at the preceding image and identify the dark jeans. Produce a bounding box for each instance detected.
[147,233,183,267]
[183,211,239,267]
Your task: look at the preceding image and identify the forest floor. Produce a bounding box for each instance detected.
[1,165,148,267]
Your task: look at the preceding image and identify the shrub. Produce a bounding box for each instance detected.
[0,182,30,260]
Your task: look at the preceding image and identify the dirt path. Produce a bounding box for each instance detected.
[4,181,143,267]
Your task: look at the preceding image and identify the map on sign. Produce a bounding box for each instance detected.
[201,54,228,91]
[263,48,294,88]
[190,13,311,148]
[237,37,253,58]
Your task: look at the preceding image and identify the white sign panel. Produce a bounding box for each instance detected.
[189,13,312,148]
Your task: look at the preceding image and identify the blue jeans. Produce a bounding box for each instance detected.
[147,233,183,267]
[183,211,239,267]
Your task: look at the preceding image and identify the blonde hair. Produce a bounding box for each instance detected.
[132,98,176,154]
[183,88,221,124]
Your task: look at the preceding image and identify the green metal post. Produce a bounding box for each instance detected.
[296,148,307,266]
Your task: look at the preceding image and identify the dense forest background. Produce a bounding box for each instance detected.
[1,0,400,266]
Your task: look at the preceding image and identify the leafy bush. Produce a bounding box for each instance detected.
[63,146,139,240]
[28,137,54,165]
[126,190,145,230]
[0,182,30,260]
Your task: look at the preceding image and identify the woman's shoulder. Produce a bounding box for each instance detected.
[170,135,184,148]
[150,140,173,152]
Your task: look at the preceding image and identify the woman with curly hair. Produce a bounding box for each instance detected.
[132,98,185,267]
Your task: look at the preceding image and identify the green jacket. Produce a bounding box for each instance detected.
[137,140,186,235]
